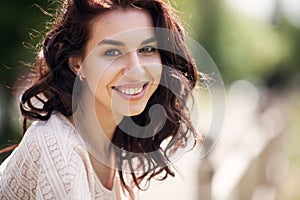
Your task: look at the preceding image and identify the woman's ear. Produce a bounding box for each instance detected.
[68,56,83,75]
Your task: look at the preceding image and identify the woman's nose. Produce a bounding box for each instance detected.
[122,51,146,78]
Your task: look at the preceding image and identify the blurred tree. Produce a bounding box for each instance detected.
[0,0,50,161]
[172,0,300,85]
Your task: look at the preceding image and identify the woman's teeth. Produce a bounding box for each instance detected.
[114,85,144,95]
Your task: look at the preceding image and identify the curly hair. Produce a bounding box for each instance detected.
[19,0,200,197]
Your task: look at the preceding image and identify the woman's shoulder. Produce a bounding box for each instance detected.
[0,113,104,199]
[17,112,88,165]
[25,112,85,148]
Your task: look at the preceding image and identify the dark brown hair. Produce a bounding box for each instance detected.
[18,0,199,197]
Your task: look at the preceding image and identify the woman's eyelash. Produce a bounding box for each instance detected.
[104,49,122,56]
[103,46,157,57]
[138,46,157,54]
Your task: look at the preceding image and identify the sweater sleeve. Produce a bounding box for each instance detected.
[0,117,97,200]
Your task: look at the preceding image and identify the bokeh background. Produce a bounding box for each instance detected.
[0,0,299,199]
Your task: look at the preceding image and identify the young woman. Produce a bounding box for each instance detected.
[0,0,200,199]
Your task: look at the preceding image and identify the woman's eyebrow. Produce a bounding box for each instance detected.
[97,36,157,47]
[98,39,125,46]
[140,36,157,45]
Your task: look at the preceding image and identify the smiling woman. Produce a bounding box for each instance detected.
[77,11,162,119]
[0,0,200,199]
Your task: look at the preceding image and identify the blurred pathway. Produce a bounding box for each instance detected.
[141,80,292,200]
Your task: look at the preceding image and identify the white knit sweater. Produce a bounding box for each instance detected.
[0,113,127,200]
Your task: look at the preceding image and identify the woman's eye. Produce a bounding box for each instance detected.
[138,46,157,55]
[104,49,122,56]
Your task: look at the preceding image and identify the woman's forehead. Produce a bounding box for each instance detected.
[90,9,153,37]
[86,9,155,50]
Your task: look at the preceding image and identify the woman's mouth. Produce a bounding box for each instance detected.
[112,82,149,100]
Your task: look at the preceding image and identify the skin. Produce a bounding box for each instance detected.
[69,9,162,190]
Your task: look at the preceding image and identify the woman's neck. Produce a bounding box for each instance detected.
[72,86,123,161]
[94,100,123,141]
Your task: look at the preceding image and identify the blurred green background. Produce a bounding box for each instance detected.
[0,0,50,160]
[0,0,299,199]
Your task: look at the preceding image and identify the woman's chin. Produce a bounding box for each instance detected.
[114,104,146,117]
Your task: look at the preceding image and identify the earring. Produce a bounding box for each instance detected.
[78,73,84,81]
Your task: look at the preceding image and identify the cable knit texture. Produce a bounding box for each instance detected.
[0,113,127,200]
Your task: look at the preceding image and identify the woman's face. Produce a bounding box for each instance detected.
[80,9,162,119]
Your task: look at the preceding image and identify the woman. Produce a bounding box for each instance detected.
[0,0,200,199]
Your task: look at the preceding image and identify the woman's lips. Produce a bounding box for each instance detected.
[112,82,149,100]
